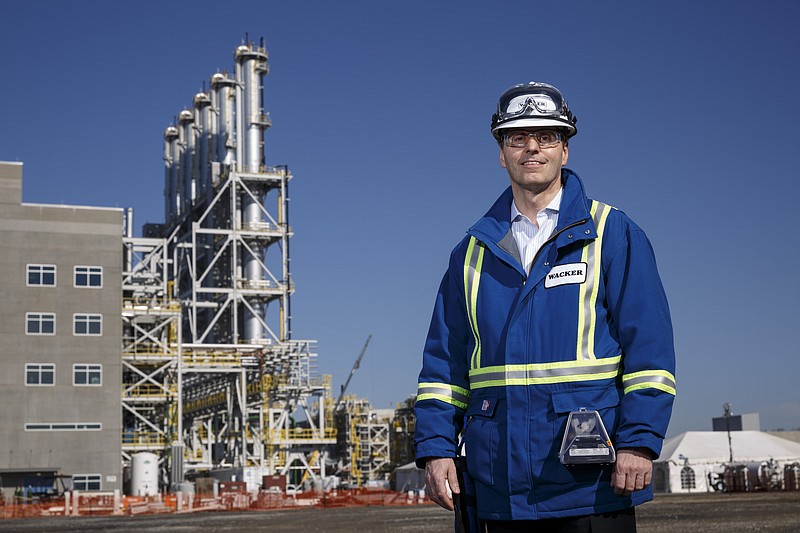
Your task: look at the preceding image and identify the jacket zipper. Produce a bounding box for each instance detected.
[525,218,588,278]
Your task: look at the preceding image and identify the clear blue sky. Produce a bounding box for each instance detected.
[2,1,799,437]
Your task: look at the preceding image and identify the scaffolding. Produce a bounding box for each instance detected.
[391,396,417,468]
[121,234,179,468]
[335,398,392,487]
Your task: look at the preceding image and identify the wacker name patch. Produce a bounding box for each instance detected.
[545,262,587,288]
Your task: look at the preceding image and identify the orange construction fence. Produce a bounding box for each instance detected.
[0,488,432,520]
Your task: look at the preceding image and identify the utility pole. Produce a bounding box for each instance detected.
[723,402,734,463]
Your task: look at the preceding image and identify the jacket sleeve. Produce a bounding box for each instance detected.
[603,215,676,458]
[414,246,473,468]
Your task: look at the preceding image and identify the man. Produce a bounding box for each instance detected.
[414,82,676,532]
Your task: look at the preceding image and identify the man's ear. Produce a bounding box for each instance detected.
[499,148,507,169]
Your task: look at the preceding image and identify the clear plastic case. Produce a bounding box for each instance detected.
[558,407,616,465]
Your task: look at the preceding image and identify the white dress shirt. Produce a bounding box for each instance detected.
[511,187,562,273]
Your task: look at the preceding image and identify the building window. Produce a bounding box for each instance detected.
[74,266,103,288]
[26,363,55,386]
[26,312,56,335]
[27,264,56,286]
[25,422,102,431]
[74,364,102,386]
[681,466,696,490]
[74,314,102,336]
[72,474,102,491]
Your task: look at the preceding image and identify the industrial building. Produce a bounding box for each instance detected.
[0,39,416,500]
[0,161,124,497]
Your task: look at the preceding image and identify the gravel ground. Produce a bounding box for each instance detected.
[1,492,798,532]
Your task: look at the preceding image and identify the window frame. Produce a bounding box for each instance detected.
[25,363,56,386]
[26,264,57,287]
[73,313,102,336]
[25,422,102,431]
[72,473,102,491]
[73,363,102,386]
[26,312,56,335]
[74,266,103,288]
[680,466,697,490]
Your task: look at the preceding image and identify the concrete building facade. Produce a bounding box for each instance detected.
[0,161,123,497]
[712,413,761,432]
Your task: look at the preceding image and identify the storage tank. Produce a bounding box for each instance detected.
[131,452,159,496]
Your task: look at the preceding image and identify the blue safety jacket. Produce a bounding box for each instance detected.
[415,170,676,520]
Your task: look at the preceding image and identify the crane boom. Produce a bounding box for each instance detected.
[335,335,372,410]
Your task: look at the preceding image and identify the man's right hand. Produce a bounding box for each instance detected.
[424,457,460,511]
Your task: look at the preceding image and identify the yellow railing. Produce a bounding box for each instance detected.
[184,391,227,413]
[122,345,179,358]
[266,427,337,442]
[123,383,176,398]
[122,431,166,447]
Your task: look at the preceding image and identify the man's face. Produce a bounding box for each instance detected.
[499,128,569,196]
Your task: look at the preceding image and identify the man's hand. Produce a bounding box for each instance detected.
[424,457,460,511]
[611,448,653,496]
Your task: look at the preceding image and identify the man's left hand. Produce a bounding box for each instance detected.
[611,447,653,496]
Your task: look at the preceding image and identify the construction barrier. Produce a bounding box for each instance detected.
[0,488,433,520]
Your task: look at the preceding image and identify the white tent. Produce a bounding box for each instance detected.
[653,431,800,493]
[394,462,426,492]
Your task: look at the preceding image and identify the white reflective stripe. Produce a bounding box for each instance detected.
[469,356,622,388]
[576,201,612,361]
[417,382,471,409]
[464,237,485,370]
[622,370,677,395]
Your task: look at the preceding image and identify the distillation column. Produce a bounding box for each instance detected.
[136,38,332,485]
[164,126,179,223]
[235,43,270,344]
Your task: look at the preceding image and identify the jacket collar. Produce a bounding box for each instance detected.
[468,168,593,247]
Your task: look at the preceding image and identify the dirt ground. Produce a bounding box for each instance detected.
[1,492,798,532]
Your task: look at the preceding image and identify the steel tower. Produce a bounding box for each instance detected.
[122,39,334,490]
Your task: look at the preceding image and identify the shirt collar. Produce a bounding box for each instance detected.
[511,187,563,222]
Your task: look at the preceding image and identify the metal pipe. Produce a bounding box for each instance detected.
[235,42,271,343]
[164,125,179,223]
[210,73,236,168]
[280,166,291,340]
[193,92,212,204]
[178,109,195,214]
[235,43,268,174]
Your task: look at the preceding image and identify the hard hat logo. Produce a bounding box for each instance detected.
[491,81,578,140]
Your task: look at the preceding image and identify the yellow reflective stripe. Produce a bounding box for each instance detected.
[622,370,677,396]
[576,201,612,361]
[464,237,485,370]
[469,355,622,389]
[623,382,677,395]
[417,382,471,409]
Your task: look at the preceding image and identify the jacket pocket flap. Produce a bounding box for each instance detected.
[465,394,499,418]
[551,385,620,414]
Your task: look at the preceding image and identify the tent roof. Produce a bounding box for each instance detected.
[395,461,423,472]
[658,431,800,463]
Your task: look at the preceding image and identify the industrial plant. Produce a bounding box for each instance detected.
[1,38,799,519]
[0,38,417,506]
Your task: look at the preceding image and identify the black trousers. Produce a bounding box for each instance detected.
[484,507,636,533]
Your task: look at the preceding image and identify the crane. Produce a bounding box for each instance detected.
[335,335,372,411]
